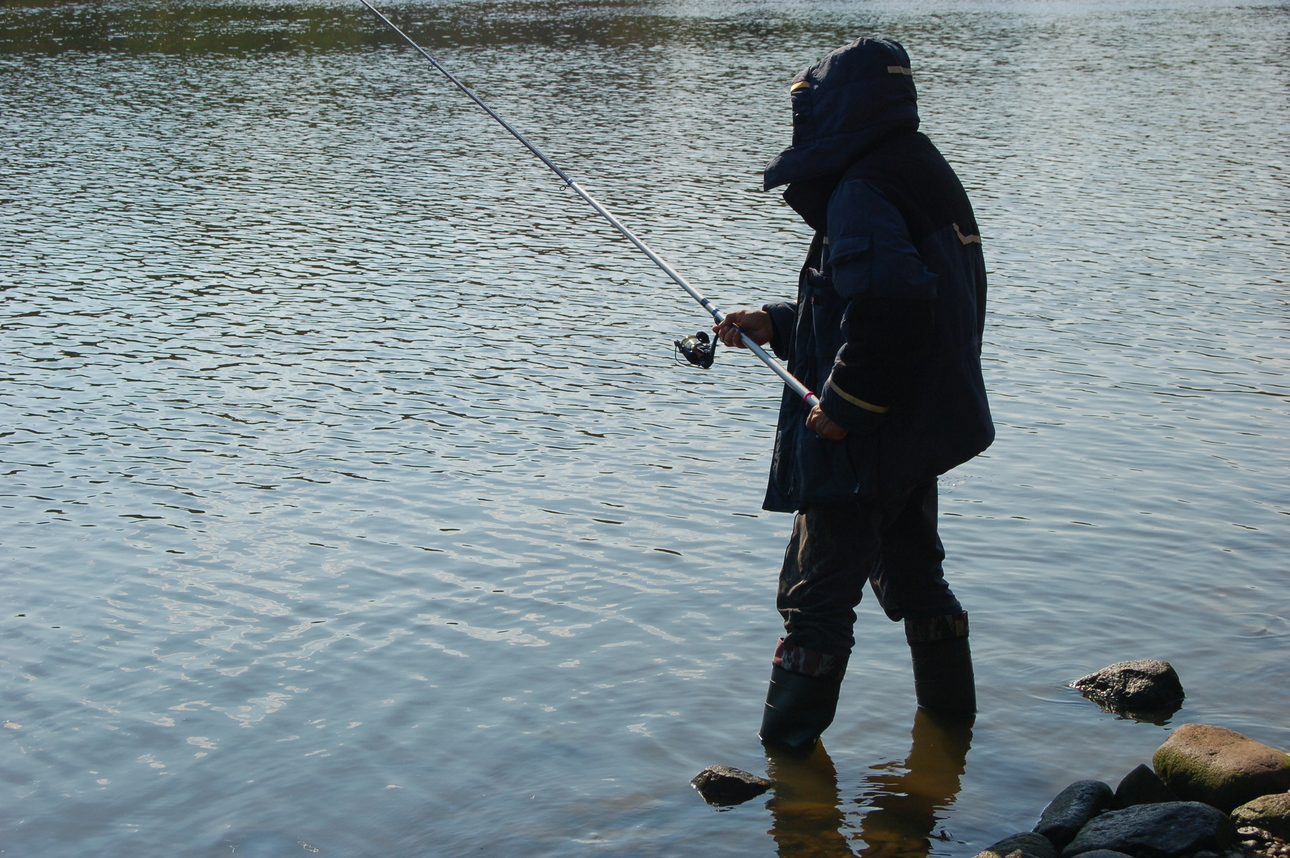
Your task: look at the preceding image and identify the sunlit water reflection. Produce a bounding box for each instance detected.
[1,1,1287,855]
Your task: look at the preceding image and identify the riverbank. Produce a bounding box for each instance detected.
[971,722,1290,858]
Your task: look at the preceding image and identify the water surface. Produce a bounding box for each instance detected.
[2,1,1288,855]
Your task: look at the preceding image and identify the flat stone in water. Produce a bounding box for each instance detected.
[690,765,772,807]
[1071,660,1184,718]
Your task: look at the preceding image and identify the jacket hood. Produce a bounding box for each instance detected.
[763,38,920,191]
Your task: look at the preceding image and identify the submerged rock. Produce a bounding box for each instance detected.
[690,764,772,806]
[1035,779,1115,850]
[971,831,1058,858]
[1231,792,1290,839]
[1061,801,1236,857]
[1153,724,1290,813]
[1071,660,1184,718]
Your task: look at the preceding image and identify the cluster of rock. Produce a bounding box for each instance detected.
[974,661,1290,858]
[689,659,1290,858]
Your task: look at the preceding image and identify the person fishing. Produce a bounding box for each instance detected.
[714,37,995,754]
[360,3,992,758]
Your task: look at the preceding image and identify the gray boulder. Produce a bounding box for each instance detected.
[1071,660,1184,717]
[1114,763,1177,808]
[1035,780,1115,850]
[690,764,772,806]
[1231,791,1290,839]
[1061,801,1236,857]
[1153,723,1290,813]
[971,832,1058,858]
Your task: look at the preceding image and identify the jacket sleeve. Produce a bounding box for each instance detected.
[761,300,798,361]
[819,179,936,434]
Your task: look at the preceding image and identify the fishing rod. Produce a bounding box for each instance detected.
[358,0,819,409]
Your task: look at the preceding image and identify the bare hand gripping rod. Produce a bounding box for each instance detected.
[359,0,819,408]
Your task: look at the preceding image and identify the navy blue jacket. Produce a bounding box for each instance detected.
[759,38,994,512]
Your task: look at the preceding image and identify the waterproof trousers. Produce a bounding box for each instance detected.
[773,481,965,680]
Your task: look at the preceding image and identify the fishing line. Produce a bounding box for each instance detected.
[358,0,818,408]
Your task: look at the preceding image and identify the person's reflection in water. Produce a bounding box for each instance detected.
[766,743,853,858]
[766,710,973,858]
[856,710,973,858]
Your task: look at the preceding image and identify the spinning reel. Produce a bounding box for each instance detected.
[674,331,717,369]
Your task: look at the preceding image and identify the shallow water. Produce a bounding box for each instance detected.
[1,1,1287,855]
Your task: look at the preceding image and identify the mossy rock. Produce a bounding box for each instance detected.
[1231,792,1290,839]
[1153,724,1290,813]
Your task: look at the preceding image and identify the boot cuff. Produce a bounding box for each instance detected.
[772,639,848,682]
[905,612,970,645]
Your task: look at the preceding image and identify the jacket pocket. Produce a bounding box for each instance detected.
[829,233,870,268]
[807,268,845,362]
[828,234,873,300]
[795,430,879,504]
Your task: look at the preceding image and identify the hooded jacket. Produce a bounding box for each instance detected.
[760,38,994,512]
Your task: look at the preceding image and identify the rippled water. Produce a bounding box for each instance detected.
[2,1,1287,855]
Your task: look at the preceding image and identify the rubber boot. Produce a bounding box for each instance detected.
[758,665,842,755]
[909,636,976,717]
[907,612,976,717]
